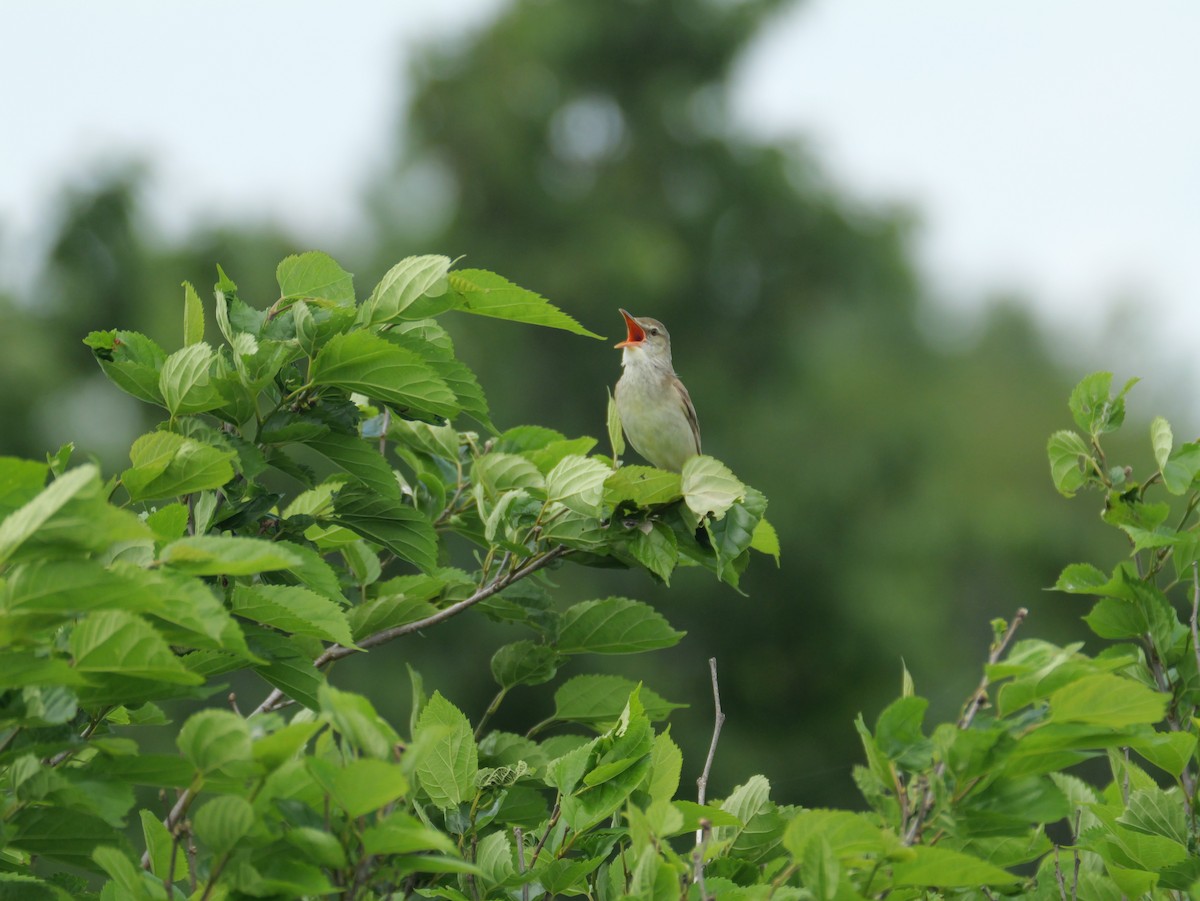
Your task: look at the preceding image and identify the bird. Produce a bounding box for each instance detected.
[613,308,701,473]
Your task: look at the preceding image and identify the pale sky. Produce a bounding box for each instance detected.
[3,0,1198,366]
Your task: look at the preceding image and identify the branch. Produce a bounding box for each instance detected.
[904,608,1028,845]
[145,545,572,868]
[250,545,571,717]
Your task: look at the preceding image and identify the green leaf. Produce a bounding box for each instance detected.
[557,597,684,655]
[606,388,625,459]
[545,455,611,516]
[802,835,840,901]
[332,484,438,572]
[320,683,400,759]
[681,455,746,519]
[646,732,683,805]
[361,813,460,856]
[300,429,401,500]
[552,675,685,725]
[183,280,205,345]
[252,629,324,711]
[1047,430,1091,497]
[122,431,236,501]
[1162,441,1200,495]
[309,331,457,418]
[0,464,99,566]
[232,584,355,647]
[159,343,223,416]
[9,807,121,867]
[604,466,681,507]
[1054,562,1108,594]
[1150,416,1172,470]
[177,709,252,775]
[321,758,410,817]
[359,254,453,325]
[70,610,202,684]
[92,846,153,901]
[159,536,302,575]
[0,457,49,517]
[192,795,254,856]
[892,845,1019,887]
[84,329,168,405]
[1049,673,1168,727]
[277,251,355,304]
[252,720,324,771]
[414,692,478,809]
[750,517,780,563]
[472,453,544,499]
[449,268,602,338]
[1069,371,1138,436]
[626,520,678,584]
[491,640,561,689]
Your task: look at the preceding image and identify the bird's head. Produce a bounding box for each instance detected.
[615,309,672,368]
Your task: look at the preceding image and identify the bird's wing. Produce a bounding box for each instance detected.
[672,375,702,454]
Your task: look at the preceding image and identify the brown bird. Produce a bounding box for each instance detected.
[613,309,701,473]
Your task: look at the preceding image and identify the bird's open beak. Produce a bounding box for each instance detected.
[614,309,646,348]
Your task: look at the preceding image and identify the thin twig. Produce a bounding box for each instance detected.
[514,827,528,901]
[694,658,725,892]
[1053,846,1067,900]
[1192,563,1200,700]
[144,546,572,868]
[1071,810,1081,901]
[249,546,571,718]
[904,608,1028,845]
[697,658,725,809]
[530,802,561,870]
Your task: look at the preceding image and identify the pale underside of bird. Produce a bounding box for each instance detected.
[613,308,700,473]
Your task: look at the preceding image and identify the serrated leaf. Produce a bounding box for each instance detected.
[627,520,678,584]
[750,516,780,563]
[70,610,202,684]
[232,584,354,647]
[300,429,401,500]
[193,795,254,856]
[332,484,438,572]
[604,466,681,507]
[159,343,223,416]
[121,431,235,501]
[84,330,167,405]
[1049,673,1168,727]
[1162,442,1200,495]
[360,254,453,325]
[1047,430,1091,497]
[159,536,302,575]
[310,331,457,418]
[551,675,684,725]
[557,597,684,654]
[414,692,478,809]
[545,455,611,516]
[324,758,410,817]
[320,683,401,759]
[491,641,560,689]
[277,251,355,304]
[177,709,253,776]
[0,465,99,566]
[1054,562,1108,594]
[1150,416,1173,470]
[892,846,1019,886]
[449,268,603,338]
[183,280,205,345]
[681,455,745,519]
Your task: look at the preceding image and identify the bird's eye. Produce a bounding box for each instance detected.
[649,328,659,336]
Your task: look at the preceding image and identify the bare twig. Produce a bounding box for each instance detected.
[1053,846,1067,900]
[1192,563,1200,700]
[1072,810,1081,901]
[694,658,725,893]
[697,658,725,809]
[904,608,1028,845]
[249,546,571,718]
[530,801,561,870]
[514,827,528,901]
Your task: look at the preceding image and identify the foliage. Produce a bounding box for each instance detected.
[3,248,1199,897]
[0,253,775,898]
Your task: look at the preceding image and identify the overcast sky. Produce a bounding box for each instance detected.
[3,0,1198,361]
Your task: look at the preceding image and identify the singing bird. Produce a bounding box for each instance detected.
[613,309,701,473]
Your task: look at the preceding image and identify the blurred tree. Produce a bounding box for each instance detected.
[357,0,1118,805]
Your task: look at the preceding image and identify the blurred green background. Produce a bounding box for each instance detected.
[1,0,1166,807]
